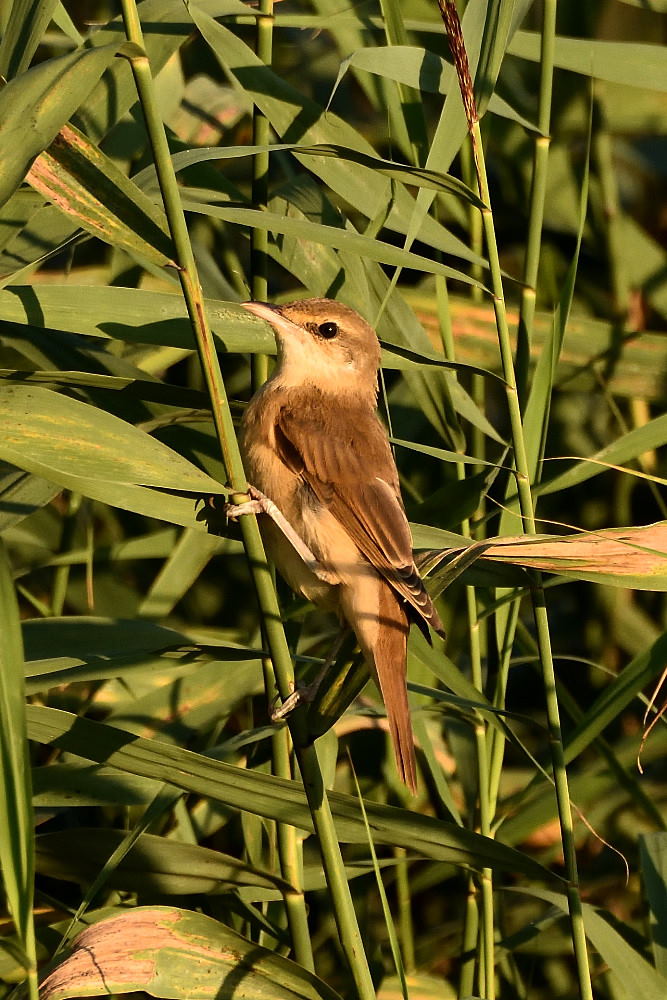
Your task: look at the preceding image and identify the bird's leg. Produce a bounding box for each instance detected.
[272,627,351,720]
[225,485,329,582]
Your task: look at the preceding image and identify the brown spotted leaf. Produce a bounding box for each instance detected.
[40,906,342,1000]
[27,123,175,266]
[420,523,667,591]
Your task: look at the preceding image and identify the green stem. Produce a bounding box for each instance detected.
[437,3,592,993]
[248,0,312,968]
[516,0,556,402]
[251,0,273,390]
[117,4,374,994]
[488,0,556,825]
[395,848,416,974]
[439,271,493,997]
[458,877,479,999]
[472,112,593,1000]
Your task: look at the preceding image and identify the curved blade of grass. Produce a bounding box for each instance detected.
[510,31,667,91]
[538,415,667,497]
[26,704,559,882]
[332,45,537,131]
[0,539,37,995]
[564,629,667,765]
[0,42,127,209]
[509,887,667,1000]
[0,0,59,79]
[26,124,176,267]
[170,144,483,206]
[40,906,342,1000]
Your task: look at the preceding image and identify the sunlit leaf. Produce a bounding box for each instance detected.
[40,907,342,1000]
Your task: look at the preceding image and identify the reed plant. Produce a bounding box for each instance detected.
[0,1,666,998]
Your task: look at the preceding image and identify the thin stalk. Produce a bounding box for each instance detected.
[487,599,521,815]
[249,0,312,968]
[117,5,373,994]
[395,847,416,974]
[51,492,81,616]
[439,282,494,998]
[516,0,557,402]
[489,0,556,821]
[474,106,593,1000]
[251,0,273,390]
[437,4,593,998]
[458,878,479,999]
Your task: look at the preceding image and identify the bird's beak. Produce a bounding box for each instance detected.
[241,301,281,323]
[241,301,304,345]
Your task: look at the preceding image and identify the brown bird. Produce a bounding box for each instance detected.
[235,298,445,792]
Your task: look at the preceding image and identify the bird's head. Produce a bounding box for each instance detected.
[242,298,381,398]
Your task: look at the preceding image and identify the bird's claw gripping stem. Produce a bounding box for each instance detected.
[225,485,329,581]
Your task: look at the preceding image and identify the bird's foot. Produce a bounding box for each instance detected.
[225,485,331,582]
[271,679,321,721]
[270,628,350,721]
[224,485,267,520]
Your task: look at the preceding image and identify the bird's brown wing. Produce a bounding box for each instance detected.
[276,403,445,638]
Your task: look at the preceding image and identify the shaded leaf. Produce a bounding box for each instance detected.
[640,833,667,978]
[26,705,559,882]
[35,829,291,896]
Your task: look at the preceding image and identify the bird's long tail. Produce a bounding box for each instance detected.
[370,585,417,793]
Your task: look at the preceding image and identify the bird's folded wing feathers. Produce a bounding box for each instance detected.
[276,407,445,637]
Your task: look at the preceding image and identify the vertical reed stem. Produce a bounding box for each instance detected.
[251,0,273,390]
[117,4,374,994]
[516,0,557,401]
[437,4,594,997]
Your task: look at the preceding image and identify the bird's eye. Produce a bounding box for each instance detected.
[318,322,338,339]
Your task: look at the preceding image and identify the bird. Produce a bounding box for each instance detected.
[235,297,445,792]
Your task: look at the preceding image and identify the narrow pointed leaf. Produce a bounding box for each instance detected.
[0,42,125,209]
[0,0,59,79]
[0,385,224,494]
[27,124,176,266]
[40,907,342,1000]
[26,705,559,882]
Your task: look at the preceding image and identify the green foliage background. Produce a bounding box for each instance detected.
[0,1,666,998]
